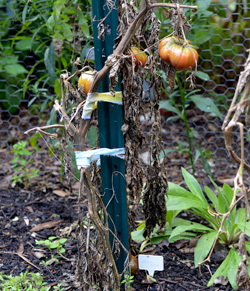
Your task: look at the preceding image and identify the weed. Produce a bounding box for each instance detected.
[11,141,39,188]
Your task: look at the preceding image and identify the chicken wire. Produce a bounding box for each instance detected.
[0,1,250,185]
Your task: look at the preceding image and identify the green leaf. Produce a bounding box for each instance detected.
[204,186,218,208]
[54,0,67,18]
[167,182,207,210]
[49,242,59,249]
[22,3,28,24]
[12,156,19,163]
[131,222,145,242]
[194,30,213,45]
[58,238,67,244]
[182,168,208,205]
[169,222,213,242]
[15,38,32,51]
[159,100,182,117]
[237,221,250,237]
[222,183,234,207]
[87,126,98,148]
[209,177,226,213]
[62,22,73,41]
[194,231,217,267]
[167,195,207,211]
[195,71,210,81]
[190,96,223,119]
[46,15,55,32]
[5,64,28,75]
[197,0,211,10]
[44,41,55,78]
[207,248,241,290]
[77,10,90,37]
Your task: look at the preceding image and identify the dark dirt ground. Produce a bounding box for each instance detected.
[0,108,245,290]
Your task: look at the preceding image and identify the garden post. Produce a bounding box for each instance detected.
[92,0,130,275]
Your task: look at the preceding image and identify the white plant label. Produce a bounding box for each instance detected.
[138,255,164,276]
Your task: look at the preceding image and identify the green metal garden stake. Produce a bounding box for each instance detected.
[92,0,130,275]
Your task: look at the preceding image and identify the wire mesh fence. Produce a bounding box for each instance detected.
[0,1,250,185]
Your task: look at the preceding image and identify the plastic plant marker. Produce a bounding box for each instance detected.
[138,255,164,276]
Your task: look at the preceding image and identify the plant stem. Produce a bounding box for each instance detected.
[177,74,195,174]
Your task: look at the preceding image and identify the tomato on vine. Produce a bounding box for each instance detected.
[159,36,198,71]
[130,46,147,70]
[78,70,94,95]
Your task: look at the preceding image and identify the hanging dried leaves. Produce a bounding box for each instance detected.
[118,0,167,236]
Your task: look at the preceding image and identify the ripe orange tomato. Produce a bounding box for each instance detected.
[159,36,198,71]
[78,70,93,95]
[130,46,147,69]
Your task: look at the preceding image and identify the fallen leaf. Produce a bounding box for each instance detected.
[25,206,34,213]
[33,251,46,259]
[30,220,63,232]
[53,190,70,197]
[17,244,24,254]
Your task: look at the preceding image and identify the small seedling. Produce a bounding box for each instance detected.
[11,141,39,187]
[36,236,68,266]
[121,274,134,291]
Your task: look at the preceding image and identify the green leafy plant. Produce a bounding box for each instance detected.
[0,271,63,290]
[121,274,134,291]
[11,141,39,187]
[132,168,250,289]
[36,236,68,266]
[159,70,222,176]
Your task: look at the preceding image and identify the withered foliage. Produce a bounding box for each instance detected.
[75,165,116,291]
[118,0,167,236]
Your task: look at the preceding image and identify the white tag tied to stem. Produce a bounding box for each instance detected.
[138,255,164,277]
[75,148,125,169]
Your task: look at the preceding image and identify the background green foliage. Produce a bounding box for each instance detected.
[0,0,92,114]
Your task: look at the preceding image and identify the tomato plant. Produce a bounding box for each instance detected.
[130,46,147,69]
[78,71,94,95]
[159,36,198,71]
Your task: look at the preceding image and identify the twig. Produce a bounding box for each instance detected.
[0,251,41,271]
[24,124,64,137]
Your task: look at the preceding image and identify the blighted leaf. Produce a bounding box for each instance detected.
[167,65,176,93]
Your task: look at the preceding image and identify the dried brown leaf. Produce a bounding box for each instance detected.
[30,220,63,232]
[53,189,71,197]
